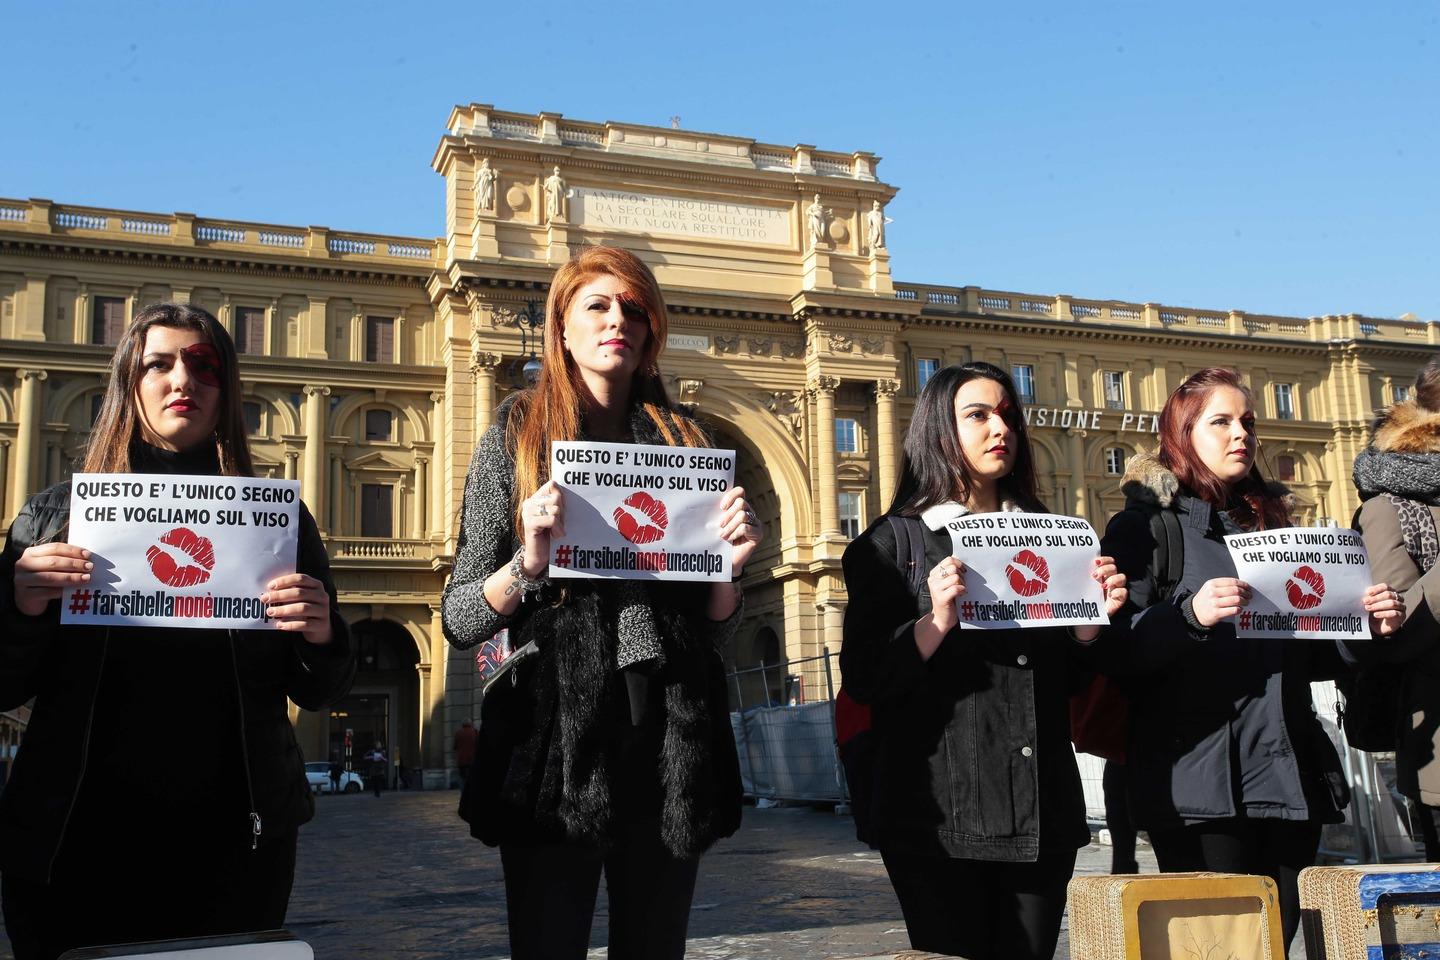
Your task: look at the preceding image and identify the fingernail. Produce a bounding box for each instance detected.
[82,550,91,559]
[82,574,91,581]
[84,562,94,570]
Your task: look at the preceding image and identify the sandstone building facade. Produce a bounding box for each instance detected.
[1,104,1434,783]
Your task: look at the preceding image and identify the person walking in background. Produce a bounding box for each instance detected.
[328,756,343,795]
[0,303,353,960]
[1351,357,1440,860]
[841,362,1128,960]
[441,246,762,960]
[1099,367,1403,950]
[453,719,477,788]
[364,743,387,797]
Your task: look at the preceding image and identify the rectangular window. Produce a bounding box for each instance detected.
[1104,447,1126,476]
[1274,383,1295,420]
[1103,371,1125,410]
[365,316,395,364]
[916,358,939,390]
[1276,455,1297,481]
[1011,365,1035,404]
[1394,384,1411,403]
[365,409,394,442]
[835,418,859,453]
[92,297,126,346]
[242,401,262,436]
[360,483,393,538]
[234,306,266,355]
[838,491,863,539]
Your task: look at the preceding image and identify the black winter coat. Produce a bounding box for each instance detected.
[0,463,353,883]
[1100,454,1349,832]
[839,512,1092,862]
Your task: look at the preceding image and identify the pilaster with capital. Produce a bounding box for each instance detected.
[875,378,901,507]
[809,374,841,537]
[11,369,47,516]
[470,352,503,434]
[301,385,331,526]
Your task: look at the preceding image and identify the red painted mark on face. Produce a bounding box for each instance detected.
[1285,565,1325,611]
[1005,549,1051,598]
[612,491,669,545]
[180,343,223,387]
[145,526,215,587]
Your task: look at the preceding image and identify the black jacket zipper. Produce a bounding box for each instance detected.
[227,630,262,850]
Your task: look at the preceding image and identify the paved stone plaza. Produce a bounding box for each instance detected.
[1,790,1174,959]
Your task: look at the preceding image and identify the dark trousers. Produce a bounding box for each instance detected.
[499,821,700,960]
[1,829,297,960]
[1103,760,1138,874]
[1415,801,1440,861]
[879,845,1078,960]
[1149,817,1320,952]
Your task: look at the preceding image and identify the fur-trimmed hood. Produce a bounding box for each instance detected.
[1372,399,1440,455]
[1353,400,1440,504]
[1120,452,1295,512]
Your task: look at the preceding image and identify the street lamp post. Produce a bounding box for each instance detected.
[511,299,545,386]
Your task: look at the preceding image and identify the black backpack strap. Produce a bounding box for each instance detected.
[1150,508,1185,601]
[886,514,928,598]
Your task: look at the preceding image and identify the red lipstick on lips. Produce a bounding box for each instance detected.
[613,491,669,545]
[1005,549,1051,598]
[168,397,199,412]
[1285,565,1325,610]
[146,526,215,587]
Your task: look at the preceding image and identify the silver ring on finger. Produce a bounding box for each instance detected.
[536,504,548,517]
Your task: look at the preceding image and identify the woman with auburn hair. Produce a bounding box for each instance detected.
[442,246,762,960]
[1100,366,1402,950]
[840,362,1128,960]
[0,303,353,960]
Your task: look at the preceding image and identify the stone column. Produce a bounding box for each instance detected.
[301,385,330,526]
[810,375,841,537]
[12,369,47,516]
[1067,427,1088,519]
[427,605,448,780]
[471,352,502,434]
[412,457,429,538]
[284,451,298,481]
[875,378,901,508]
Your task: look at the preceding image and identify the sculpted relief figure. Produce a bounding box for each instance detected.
[806,193,830,250]
[544,165,567,222]
[475,158,497,212]
[866,200,894,253]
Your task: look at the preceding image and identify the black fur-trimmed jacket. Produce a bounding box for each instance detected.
[0,458,354,883]
[441,394,743,858]
[1099,454,1349,831]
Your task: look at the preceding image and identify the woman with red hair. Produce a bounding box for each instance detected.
[1100,367,1402,950]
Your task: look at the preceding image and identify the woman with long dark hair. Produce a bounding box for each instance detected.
[840,361,1127,960]
[441,246,761,960]
[1352,357,1440,860]
[1101,366,1402,949]
[0,303,353,959]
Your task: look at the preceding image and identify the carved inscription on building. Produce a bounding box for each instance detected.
[571,188,791,246]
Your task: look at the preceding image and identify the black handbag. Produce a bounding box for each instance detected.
[457,638,542,843]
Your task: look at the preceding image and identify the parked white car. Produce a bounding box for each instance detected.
[304,761,364,794]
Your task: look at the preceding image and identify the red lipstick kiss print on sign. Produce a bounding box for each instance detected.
[1006,549,1051,598]
[613,491,669,545]
[1285,565,1325,611]
[145,526,215,587]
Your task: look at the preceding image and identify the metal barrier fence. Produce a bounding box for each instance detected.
[727,659,1427,862]
[727,653,848,804]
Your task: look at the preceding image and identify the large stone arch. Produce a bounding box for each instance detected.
[49,379,103,425]
[343,606,430,666]
[331,392,429,444]
[244,390,300,437]
[690,382,812,544]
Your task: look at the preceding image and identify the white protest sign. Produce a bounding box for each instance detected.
[62,473,301,630]
[1225,526,1371,641]
[945,513,1107,629]
[548,441,735,582]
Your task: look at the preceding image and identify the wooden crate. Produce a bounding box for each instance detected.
[1298,863,1440,960]
[1067,872,1283,960]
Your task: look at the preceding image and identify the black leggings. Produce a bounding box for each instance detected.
[879,845,1078,960]
[500,821,700,960]
[1415,801,1440,861]
[1149,817,1321,952]
[1103,760,1138,874]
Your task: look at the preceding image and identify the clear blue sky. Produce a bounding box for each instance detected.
[2,1,1435,320]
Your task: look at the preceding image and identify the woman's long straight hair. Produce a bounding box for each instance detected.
[888,362,1044,517]
[1156,367,1289,530]
[83,302,254,477]
[508,246,706,532]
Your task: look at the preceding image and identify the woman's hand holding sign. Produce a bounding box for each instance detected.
[263,574,333,645]
[707,486,763,622]
[13,543,93,616]
[1072,557,1128,642]
[1362,582,1405,637]
[520,480,565,579]
[1191,578,1252,627]
[915,557,967,661]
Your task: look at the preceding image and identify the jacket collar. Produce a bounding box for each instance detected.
[1372,399,1440,454]
[920,499,1021,531]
